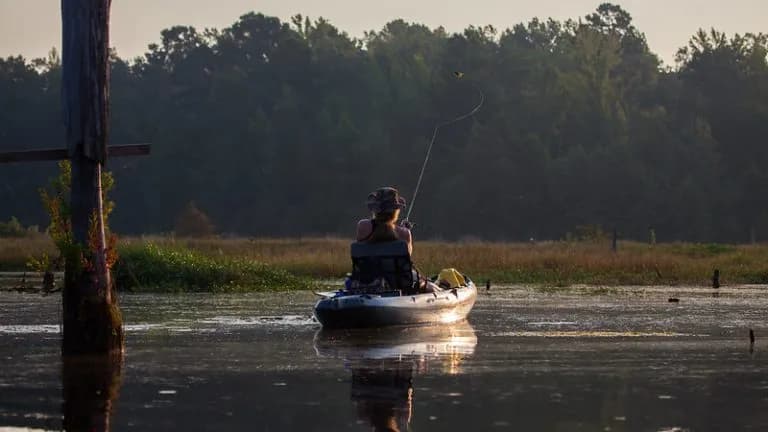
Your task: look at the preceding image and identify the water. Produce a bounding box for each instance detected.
[1,286,767,431]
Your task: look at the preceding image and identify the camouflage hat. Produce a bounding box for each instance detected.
[367,187,407,213]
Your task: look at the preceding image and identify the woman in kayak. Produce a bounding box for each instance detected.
[356,187,437,293]
[356,187,413,254]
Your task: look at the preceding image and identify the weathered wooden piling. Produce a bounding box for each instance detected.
[61,0,123,355]
[750,329,755,345]
[486,280,491,291]
[42,270,55,293]
[611,228,618,252]
[712,269,720,289]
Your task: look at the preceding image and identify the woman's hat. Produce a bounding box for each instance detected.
[367,187,407,213]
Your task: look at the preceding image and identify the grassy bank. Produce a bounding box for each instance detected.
[142,237,768,286]
[0,236,313,292]
[3,236,768,288]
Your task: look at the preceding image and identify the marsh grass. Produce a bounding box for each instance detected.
[4,235,768,288]
[0,235,56,271]
[113,236,768,286]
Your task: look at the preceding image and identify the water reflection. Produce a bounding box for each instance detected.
[62,355,123,432]
[314,323,476,431]
[4,290,768,431]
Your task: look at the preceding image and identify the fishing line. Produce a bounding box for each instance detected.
[405,82,484,221]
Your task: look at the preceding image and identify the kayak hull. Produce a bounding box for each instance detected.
[314,282,477,328]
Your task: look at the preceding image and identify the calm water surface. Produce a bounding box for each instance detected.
[1,286,767,431]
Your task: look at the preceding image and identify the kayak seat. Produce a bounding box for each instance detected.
[350,241,416,295]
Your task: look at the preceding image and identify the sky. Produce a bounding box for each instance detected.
[0,0,765,66]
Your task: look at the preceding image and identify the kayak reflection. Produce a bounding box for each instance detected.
[314,322,477,431]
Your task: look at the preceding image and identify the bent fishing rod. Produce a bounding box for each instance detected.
[404,79,485,224]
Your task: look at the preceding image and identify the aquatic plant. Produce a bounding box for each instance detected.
[113,243,314,292]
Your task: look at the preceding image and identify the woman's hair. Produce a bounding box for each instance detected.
[373,209,399,223]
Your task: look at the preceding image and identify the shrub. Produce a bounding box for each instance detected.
[574,224,608,242]
[113,243,313,292]
[0,217,33,238]
[174,202,215,237]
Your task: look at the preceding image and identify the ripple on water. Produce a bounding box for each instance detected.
[527,321,578,326]
[0,315,317,335]
[0,325,59,334]
[489,331,700,338]
[198,315,317,326]
[0,323,168,334]
[0,428,57,432]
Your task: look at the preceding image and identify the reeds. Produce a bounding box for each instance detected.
[0,235,56,271]
[112,237,768,286]
[4,235,768,287]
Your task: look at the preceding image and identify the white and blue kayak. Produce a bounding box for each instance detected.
[314,241,477,328]
[313,276,477,328]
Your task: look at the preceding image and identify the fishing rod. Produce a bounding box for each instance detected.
[404,78,485,223]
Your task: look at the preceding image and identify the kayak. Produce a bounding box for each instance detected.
[313,276,477,328]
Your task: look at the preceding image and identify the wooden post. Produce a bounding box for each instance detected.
[611,228,618,253]
[61,0,123,355]
[712,269,720,289]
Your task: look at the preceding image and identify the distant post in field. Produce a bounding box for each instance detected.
[61,0,123,355]
[611,228,618,253]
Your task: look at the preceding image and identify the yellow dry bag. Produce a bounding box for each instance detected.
[437,268,466,288]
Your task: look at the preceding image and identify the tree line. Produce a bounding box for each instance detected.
[1,3,767,242]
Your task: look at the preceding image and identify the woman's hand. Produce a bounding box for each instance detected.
[399,219,415,230]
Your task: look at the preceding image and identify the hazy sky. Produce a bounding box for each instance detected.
[0,1,765,66]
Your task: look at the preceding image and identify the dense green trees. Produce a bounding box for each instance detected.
[1,4,767,242]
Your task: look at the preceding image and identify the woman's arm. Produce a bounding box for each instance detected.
[396,226,413,255]
[356,219,372,241]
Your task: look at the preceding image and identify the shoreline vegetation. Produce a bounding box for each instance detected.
[3,236,768,291]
